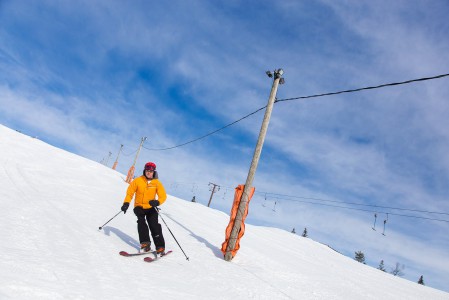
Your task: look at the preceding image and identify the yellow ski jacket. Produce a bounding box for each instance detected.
[123,175,167,209]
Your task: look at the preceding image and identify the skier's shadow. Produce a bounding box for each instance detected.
[162,212,223,258]
[102,226,140,250]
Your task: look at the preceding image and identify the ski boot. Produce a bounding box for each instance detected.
[140,242,152,253]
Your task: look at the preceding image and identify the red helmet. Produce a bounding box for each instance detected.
[144,162,156,171]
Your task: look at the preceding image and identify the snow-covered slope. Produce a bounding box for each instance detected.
[1,124,448,299]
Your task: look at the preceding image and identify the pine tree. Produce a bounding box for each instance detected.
[391,262,405,277]
[378,260,386,272]
[418,275,425,285]
[354,251,366,264]
[302,227,308,237]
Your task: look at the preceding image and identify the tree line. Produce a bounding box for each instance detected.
[354,250,425,285]
[290,228,425,286]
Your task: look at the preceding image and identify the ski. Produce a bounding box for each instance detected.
[119,250,154,257]
[143,250,173,262]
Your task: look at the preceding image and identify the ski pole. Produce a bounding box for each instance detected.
[155,207,189,260]
[98,210,123,230]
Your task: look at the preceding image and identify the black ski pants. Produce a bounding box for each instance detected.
[133,206,165,249]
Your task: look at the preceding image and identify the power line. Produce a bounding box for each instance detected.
[274,198,449,223]
[122,147,138,156]
[275,73,449,103]
[253,191,449,222]
[143,106,266,150]
[142,72,449,151]
[318,201,449,223]
[258,192,449,216]
[250,191,449,223]
[165,180,449,222]
[169,180,449,223]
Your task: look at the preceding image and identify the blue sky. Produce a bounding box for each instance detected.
[1,0,449,291]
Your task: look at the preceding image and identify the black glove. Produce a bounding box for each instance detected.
[121,202,130,213]
[149,200,160,207]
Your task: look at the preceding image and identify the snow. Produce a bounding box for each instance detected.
[1,123,448,300]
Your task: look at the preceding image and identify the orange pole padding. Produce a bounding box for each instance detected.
[125,166,135,183]
[220,184,255,259]
[112,161,118,170]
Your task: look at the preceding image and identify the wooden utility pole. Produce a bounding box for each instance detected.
[125,137,147,183]
[112,144,123,170]
[224,69,284,261]
[207,182,220,207]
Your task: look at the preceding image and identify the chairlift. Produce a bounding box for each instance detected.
[382,213,389,236]
[191,183,197,196]
[170,183,178,191]
[372,213,377,231]
[222,188,228,200]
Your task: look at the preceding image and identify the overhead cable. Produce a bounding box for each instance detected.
[121,147,138,156]
[167,181,449,222]
[284,199,449,223]
[260,192,449,216]
[143,106,267,150]
[275,73,449,103]
[143,72,449,151]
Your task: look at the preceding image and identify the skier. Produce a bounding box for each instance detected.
[121,162,167,254]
